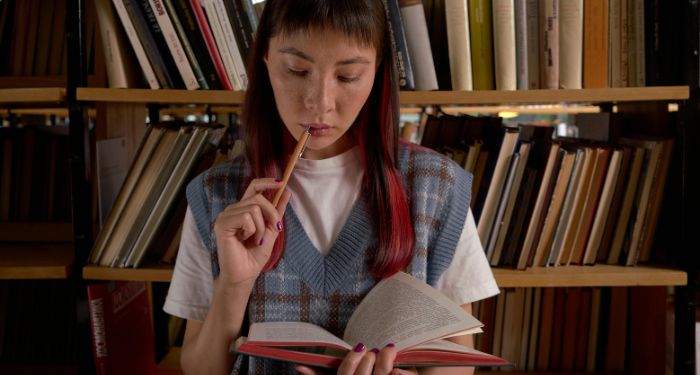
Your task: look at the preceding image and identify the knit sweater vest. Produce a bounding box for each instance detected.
[186,143,472,374]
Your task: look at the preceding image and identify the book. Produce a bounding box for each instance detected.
[147,0,200,89]
[559,0,583,89]
[444,0,471,90]
[232,272,509,369]
[383,0,415,90]
[112,0,161,88]
[87,281,156,375]
[189,0,233,89]
[95,0,142,88]
[399,0,438,90]
[492,0,516,91]
[539,0,559,89]
[583,0,609,88]
[469,0,495,90]
[164,0,221,89]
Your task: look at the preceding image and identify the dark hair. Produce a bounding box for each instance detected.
[242,0,414,278]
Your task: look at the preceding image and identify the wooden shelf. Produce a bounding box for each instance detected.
[77,87,245,104]
[0,242,74,279]
[493,264,687,287]
[83,263,686,287]
[0,222,73,242]
[399,86,689,105]
[83,263,175,282]
[0,88,65,105]
[76,86,688,106]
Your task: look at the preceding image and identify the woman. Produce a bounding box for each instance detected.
[164,0,498,374]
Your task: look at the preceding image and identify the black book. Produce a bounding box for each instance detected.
[123,0,178,88]
[382,0,415,90]
[223,0,253,67]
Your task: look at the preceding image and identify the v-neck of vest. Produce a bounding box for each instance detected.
[282,201,374,296]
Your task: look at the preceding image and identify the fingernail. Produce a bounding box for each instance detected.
[276,221,284,231]
[275,178,281,182]
[370,348,380,353]
[258,239,264,246]
[354,343,365,352]
[386,343,395,348]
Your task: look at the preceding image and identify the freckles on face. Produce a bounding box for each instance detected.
[264,28,377,159]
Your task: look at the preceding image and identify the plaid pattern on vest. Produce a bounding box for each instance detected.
[186,143,472,374]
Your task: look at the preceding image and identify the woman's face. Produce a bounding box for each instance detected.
[264,27,377,160]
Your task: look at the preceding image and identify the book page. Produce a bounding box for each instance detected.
[344,272,482,351]
[247,321,351,350]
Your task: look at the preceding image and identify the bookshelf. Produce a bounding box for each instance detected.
[2,0,696,372]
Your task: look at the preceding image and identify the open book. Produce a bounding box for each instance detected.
[232,272,509,368]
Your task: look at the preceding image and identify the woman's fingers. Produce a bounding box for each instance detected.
[338,343,368,374]
[373,344,398,374]
[241,178,283,200]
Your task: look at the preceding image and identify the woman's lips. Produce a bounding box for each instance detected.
[303,124,331,137]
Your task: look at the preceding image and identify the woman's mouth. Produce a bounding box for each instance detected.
[303,123,332,137]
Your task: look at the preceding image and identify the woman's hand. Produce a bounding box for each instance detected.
[214,178,291,287]
[295,344,418,375]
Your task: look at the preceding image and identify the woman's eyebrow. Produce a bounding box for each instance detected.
[278,47,371,66]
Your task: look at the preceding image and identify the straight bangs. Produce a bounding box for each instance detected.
[268,0,385,61]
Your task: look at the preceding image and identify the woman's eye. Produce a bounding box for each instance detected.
[338,75,359,83]
[287,68,307,77]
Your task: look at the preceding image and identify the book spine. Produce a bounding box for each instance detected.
[540,0,559,89]
[583,0,609,88]
[399,0,438,90]
[559,0,583,89]
[87,284,110,375]
[492,0,517,91]
[212,0,248,89]
[189,0,232,90]
[112,0,160,88]
[163,0,210,89]
[225,0,253,67]
[148,0,200,89]
[123,0,177,88]
[514,0,528,90]
[96,0,132,88]
[239,0,259,33]
[525,0,539,89]
[201,0,241,89]
[468,0,494,90]
[383,0,415,90]
[444,0,472,91]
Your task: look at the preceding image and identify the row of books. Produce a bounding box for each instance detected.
[0,122,72,223]
[89,122,226,268]
[0,0,101,78]
[0,0,67,77]
[473,286,670,373]
[419,112,672,268]
[441,0,649,91]
[97,0,263,90]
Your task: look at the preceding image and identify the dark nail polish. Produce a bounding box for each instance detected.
[275,178,281,182]
[386,343,395,348]
[258,239,264,246]
[354,343,365,352]
[370,348,379,353]
[276,221,284,231]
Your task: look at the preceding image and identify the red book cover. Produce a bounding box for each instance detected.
[189,0,233,90]
[87,281,156,375]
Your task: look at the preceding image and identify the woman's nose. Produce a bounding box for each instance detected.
[304,77,334,114]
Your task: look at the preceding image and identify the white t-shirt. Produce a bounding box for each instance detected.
[164,148,499,321]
